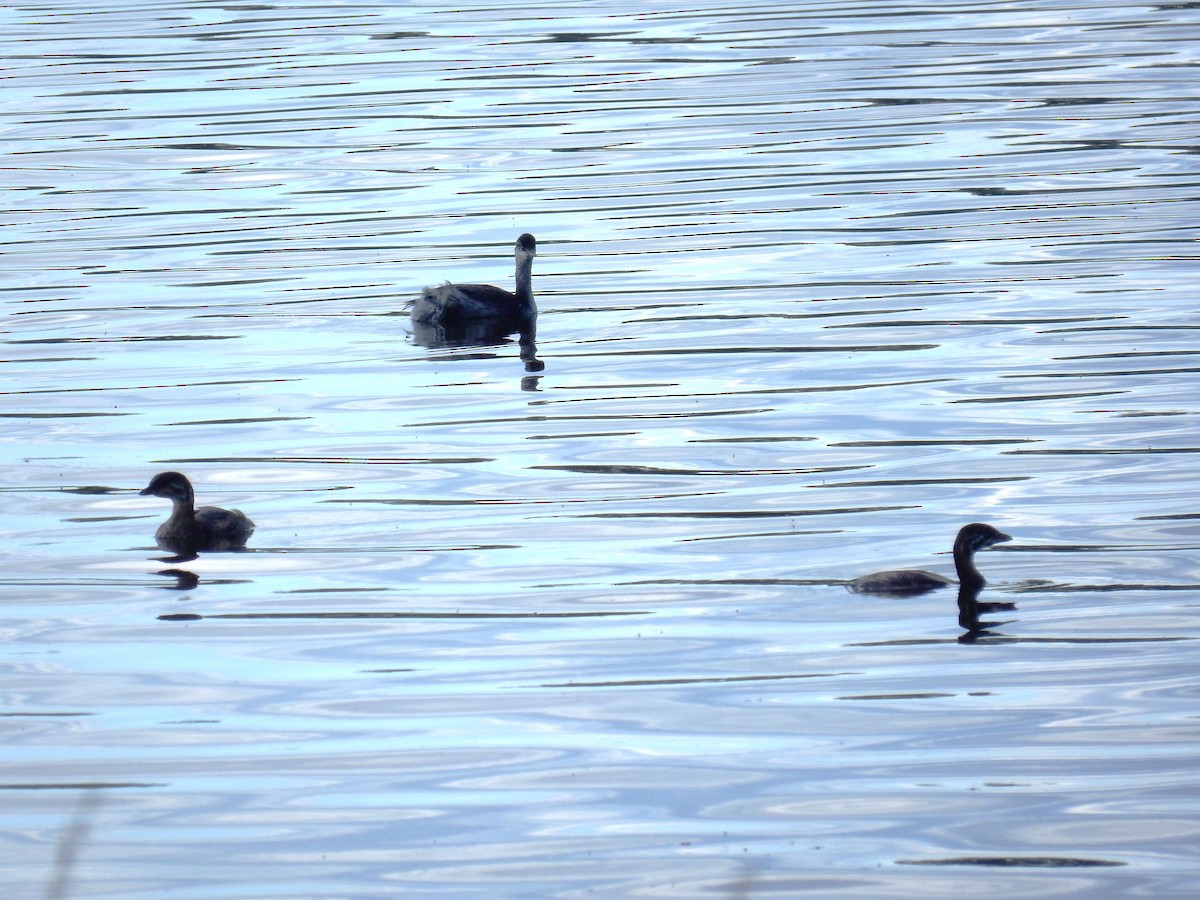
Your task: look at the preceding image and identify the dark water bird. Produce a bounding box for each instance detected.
[412,233,537,327]
[140,471,255,554]
[847,522,1011,597]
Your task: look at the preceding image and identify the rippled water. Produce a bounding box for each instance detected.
[3,0,1200,896]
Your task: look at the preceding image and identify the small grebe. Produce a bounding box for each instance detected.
[140,471,255,554]
[411,233,537,325]
[847,522,1011,597]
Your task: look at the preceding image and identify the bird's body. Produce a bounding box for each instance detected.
[411,233,537,326]
[850,567,953,595]
[140,471,254,554]
[847,522,1011,597]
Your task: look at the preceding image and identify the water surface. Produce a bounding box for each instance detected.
[3,0,1199,896]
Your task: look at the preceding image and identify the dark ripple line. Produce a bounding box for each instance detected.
[570,504,915,521]
[1057,350,1200,361]
[1047,324,1200,334]
[160,416,310,426]
[830,438,1036,447]
[159,610,649,622]
[548,344,939,358]
[6,335,238,345]
[406,408,772,428]
[832,315,1126,329]
[159,455,492,465]
[954,389,1127,403]
[0,412,130,419]
[538,672,846,689]
[1004,447,1200,456]
[1009,582,1200,594]
[529,463,865,477]
[0,782,163,791]
[852,636,1187,647]
[810,475,1031,488]
[528,378,952,406]
[325,490,719,507]
[1006,365,1200,378]
[0,377,299,397]
[620,578,842,587]
[897,856,1125,869]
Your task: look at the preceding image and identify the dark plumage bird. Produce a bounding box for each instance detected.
[411,233,537,326]
[847,522,1011,597]
[140,471,255,554]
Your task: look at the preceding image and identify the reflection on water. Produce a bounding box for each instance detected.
[956,583,1018,643]
[45,789,103,900]
[411,316,545,375]
[3,0,1200,896]
[152,568,201,591]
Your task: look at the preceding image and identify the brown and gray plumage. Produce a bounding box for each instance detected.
[140,471,255,554]
[411,233,537,326]
[847,522,1011,597]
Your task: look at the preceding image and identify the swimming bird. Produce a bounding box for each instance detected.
[847,522,1011,596]
[411,233,537,326]
[140,471,255,554]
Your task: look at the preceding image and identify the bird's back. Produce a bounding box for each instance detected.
[413,282,525,324]
[847,568,952,596]
[194,505,254,547]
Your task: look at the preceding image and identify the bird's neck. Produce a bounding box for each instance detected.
[514,257,535,306]
[952,541,984,588]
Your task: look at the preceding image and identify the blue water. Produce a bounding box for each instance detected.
[3,0,1199,896]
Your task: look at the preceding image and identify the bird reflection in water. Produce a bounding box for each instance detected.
[956,582,1018,643]
[411,316,544,380]
[154,568,201,591]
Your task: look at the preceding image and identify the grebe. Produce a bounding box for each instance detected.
[412,233,537,325]
[140,471,255,554]
[847,522,1011,596]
